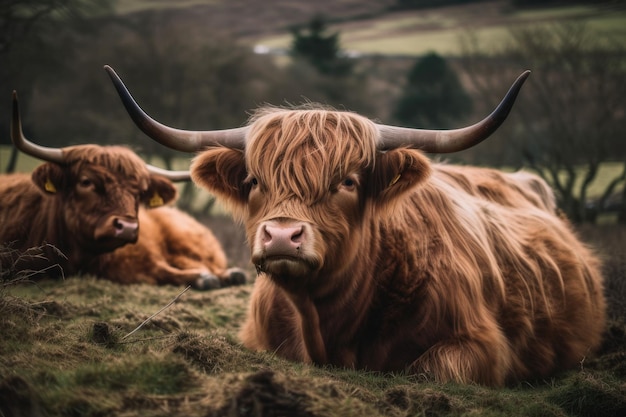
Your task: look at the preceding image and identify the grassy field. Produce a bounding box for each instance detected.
[1,221,626,417]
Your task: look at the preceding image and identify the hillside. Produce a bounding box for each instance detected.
[117,0,626,56]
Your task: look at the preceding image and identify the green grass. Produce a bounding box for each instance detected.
[0,146,41,173]
[574,162,624,199]
[1,263,625,416]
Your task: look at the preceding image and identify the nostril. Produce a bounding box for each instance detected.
[113,218,123,231]
[291,226,304,243]
[262,224,272,243]
[95,216,138,241]
[113,218,138,234]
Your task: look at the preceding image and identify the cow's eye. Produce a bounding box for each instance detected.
[78,177,93,188]
[245,175,260,191]
[339,176,357,191]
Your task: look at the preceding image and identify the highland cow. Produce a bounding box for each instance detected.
[1,92,245,289]
[106,66,605,386]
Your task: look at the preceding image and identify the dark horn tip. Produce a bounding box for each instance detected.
[491,69,531,122]
[513,70,531,90]
[12,91,19,117]
[518,70,531,84]
[516,70,531,88]
[103,65,119,81]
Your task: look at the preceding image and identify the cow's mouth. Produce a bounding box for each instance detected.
[254,255,318,277]
[92,236,136,253]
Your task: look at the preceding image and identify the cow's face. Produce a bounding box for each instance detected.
[191,109,431,294]
[31,145,177,254]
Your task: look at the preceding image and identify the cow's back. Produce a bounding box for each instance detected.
[0,173,50,249]
[435,165,557,213]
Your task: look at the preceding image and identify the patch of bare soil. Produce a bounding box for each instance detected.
[208,370,315,417]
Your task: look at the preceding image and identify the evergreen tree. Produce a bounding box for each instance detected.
[393,52,472,129]
[290,15,352,77]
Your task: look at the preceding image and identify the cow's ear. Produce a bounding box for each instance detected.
[31,163,64,195]
[142,175,178,208]
[191,148,248,210]
[370,148,431,204]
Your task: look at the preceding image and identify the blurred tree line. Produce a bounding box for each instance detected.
[1,1,625,223]
[459,23,626,223]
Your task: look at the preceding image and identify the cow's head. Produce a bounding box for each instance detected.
[105,65,529,294]
[11,91,188,254]
[188,108,438,293]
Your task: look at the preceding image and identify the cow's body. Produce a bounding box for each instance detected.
[95,205,246,288]
[193,109,605,386]
[237,157,603,386]
[106,67,605,386]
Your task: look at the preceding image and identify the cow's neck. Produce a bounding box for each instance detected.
[285,229,380,367]
[39,198,84,275]
[289,293,328,364]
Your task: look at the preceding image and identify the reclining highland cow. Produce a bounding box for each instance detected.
[1,92,246,290]
[106,66,605,386]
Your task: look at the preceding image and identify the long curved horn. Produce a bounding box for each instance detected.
[376,70,530,153]
[104,65,247,152]
[11,91,65,163]
[146,165,191,182]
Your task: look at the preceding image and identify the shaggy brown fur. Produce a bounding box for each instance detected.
[94,206,247,289]
[0,145,173,274]
[190,106,605,386]
[1,145,244,289]
[437,165,557,213]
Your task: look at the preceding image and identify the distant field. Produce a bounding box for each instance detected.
[111,1,626,57]
[114,0,220,14]
[251,2,626,56]
[0,147,39,173]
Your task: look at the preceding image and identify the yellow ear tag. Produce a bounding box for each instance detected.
[44,178,57,193]
[389,173,401,187]
[149,191,164,208]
